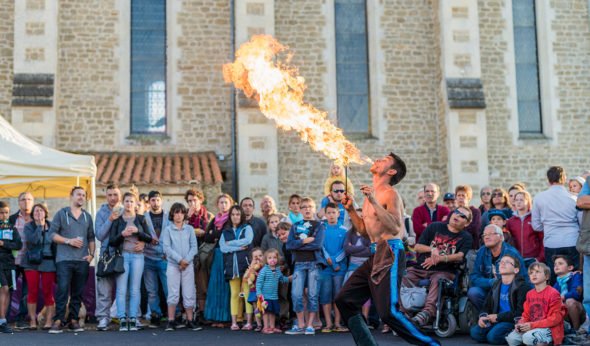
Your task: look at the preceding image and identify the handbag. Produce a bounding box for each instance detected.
[196,242,216,271]
[96,247,124,277]
[27,227,46,265]
[400,280,427,310]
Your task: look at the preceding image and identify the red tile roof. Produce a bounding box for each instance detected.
[92,152,223,185]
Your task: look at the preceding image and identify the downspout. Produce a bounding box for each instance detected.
[230,0,238,201]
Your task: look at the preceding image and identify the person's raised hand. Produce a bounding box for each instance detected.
[69,238,83,248]
[360,185,376,204]
[342,193,355,212]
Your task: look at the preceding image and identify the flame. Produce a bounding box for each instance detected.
[223,34,371,166]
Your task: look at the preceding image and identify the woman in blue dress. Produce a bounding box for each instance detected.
[203,194,233,326]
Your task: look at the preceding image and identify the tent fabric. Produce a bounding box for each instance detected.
[0,115,96,198]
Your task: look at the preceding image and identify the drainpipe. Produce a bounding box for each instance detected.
[230,0,238,201]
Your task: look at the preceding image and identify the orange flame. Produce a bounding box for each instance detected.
[223,34,371,166]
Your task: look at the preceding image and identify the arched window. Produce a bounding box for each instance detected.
[130,0,167,134]
[335,0,370,134]
[513,0,542,133]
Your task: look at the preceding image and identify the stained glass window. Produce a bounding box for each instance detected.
[130,0,167,134]
[513,0,542,133]
[335,0,370,134]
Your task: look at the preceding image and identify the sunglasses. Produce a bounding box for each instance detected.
[481,192,491,196]
[492,193,504,197]
[333,190,346,193]
[453,209,468,220]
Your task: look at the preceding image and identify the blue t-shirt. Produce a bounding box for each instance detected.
[498,283,511,313]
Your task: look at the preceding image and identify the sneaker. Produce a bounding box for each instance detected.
[305,326,315,335]
[187,320,203,331]
[285,326,305,335]
[128,318,138,331]
[48,322,63,334]
[149,313,160,329]
[14,321,28,330]
[119,317,128,332]
[68,321,84,332]
[165,321,176,331]
[97,318,109,331]
[0,322,13,333]
[135,318,144,330]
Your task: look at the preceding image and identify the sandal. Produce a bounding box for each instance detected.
[412,311,430,327]
[272,327,282,333]
[241,323,253,331]
[321,325,333,333]
[254,325,263,332]
[334,326,349,332]
[381,325,391,334]
[230,324,240,331]
[262,328,273,334]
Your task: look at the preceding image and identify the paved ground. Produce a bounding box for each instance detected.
[2,326,480,345]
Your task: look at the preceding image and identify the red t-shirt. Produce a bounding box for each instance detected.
[525,285,561,322]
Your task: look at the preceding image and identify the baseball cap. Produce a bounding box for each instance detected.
[443,192,455,201]
[487,209,507,221]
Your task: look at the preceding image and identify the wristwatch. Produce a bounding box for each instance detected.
[65,238,70,246]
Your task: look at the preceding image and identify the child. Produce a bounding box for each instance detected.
[506,262,567,346]
[323,163,354,197]
[219,205,254,331]
[470,254,529,344]
[552,255,585,330]
[285,195,303,225]
[0,201,23,333]
[242,247,264,331]
[285,197,325,335]
[277,222,292,326]
[488,209,515,247]
[320,203,348,333]
[161,203,200,331]
[261,215,283,254]
[256,248,291,334]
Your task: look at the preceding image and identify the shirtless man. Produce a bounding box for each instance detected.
[335,153,440,346]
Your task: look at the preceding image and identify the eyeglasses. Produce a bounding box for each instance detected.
[481,192,491,196]
[492,193,504,197]
[300,206,312,209]
[499,261,515,267]
[453,209,468,220]
[333,190,345,193]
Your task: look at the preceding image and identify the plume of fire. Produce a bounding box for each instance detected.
[223,34,371,166]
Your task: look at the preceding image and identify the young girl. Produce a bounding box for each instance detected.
[285,194,303,225]
[323,163,354,197]
[256,249,291,334]
[219,205,254,331]
[161,203,200,331]
[242,247,264,331]
[261,214,282,253]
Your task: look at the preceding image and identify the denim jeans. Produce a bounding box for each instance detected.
[291,262,321,312]
[467,286,489,312]
[319,274,345,305]
[471,322,514,344]
[116,252,145,319]
[545,246,579,285]
[584,254,590,315]
[143,257,167,317]
[54,261,89,323]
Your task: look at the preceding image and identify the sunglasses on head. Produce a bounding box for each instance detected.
[453,209,468,220]
[333,189,346,193]
[492,193,504,197]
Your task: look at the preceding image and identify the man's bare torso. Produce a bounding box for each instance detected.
[361,185,404,243]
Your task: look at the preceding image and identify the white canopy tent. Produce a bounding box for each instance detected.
[0,115,97,216]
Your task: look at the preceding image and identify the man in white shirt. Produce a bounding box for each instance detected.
[531,166,579,285]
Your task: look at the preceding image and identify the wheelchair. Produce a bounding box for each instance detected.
[406,261,479,338]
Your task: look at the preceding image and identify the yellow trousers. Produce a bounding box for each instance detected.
[229,277,245,317]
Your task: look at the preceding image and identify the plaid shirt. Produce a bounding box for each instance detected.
[14,212,28,266]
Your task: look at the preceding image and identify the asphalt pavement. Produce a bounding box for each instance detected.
[1,327,480,346]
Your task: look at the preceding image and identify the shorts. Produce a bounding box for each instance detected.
[0,269,14,289]
[265,299,280,314]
